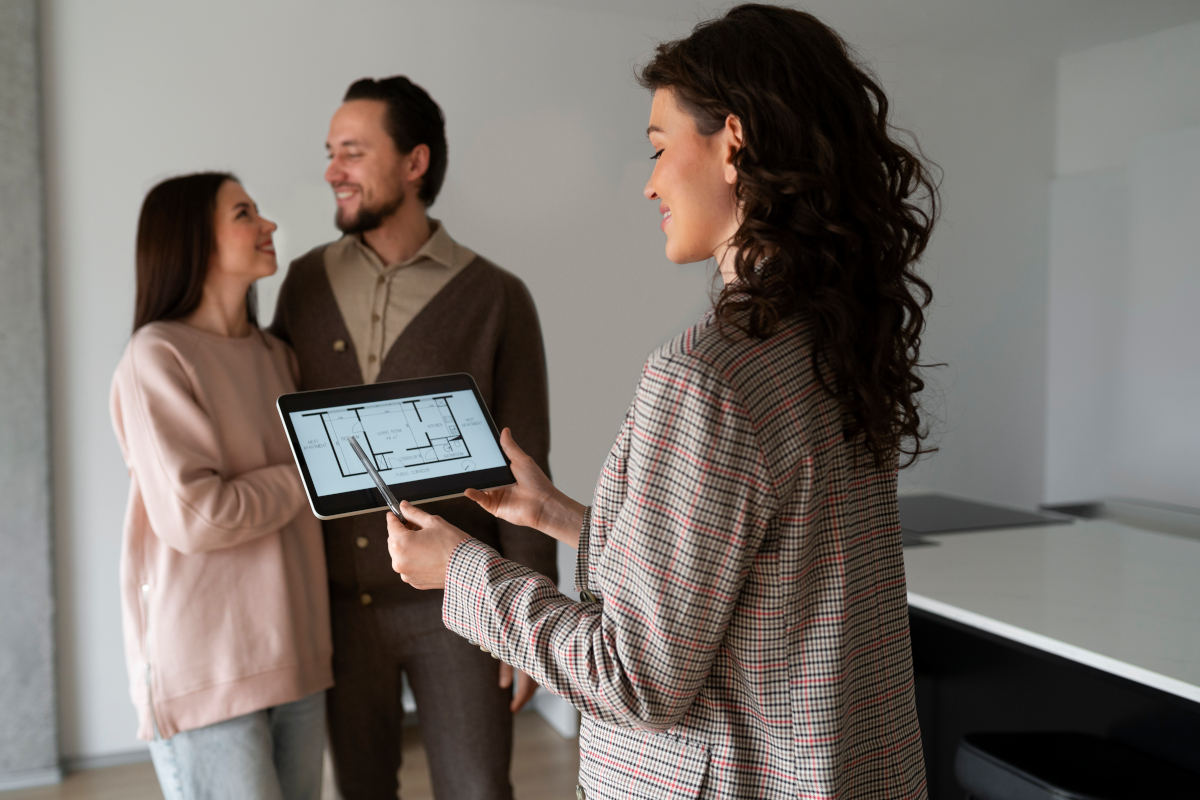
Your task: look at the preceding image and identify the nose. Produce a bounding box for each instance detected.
[261,216,278,234]
[325,158,343,185]
[643,175,657,201]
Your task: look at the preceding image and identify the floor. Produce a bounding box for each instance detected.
[1,711,581,799]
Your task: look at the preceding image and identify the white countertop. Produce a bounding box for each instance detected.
[904,518,1200,704]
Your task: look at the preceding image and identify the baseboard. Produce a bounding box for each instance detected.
[0,765,64,791]
[44,702,574,783]
[62,747,150,772]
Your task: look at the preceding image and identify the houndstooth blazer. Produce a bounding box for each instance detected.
[443,310,928,799]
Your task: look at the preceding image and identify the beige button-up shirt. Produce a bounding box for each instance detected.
[324,219,476,383]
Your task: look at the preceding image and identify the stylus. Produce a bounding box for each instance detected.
[348,435,406,522]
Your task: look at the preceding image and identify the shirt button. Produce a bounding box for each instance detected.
[360,593,373,606]
[479,645,489,653]
[355,536,369,549]
[376,276,386,286]
[372,313,381,323]
[580,589,596,603]
[367,353,377,363]
[332,339,346,353]
[576,785,585,800]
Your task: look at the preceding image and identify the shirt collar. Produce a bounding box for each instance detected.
[347,218,456,272]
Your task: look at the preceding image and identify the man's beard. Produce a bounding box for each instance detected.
[335,187,405,234]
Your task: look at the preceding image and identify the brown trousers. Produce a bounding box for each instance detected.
[326,594,514,799]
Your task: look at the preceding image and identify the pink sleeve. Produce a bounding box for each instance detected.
[111,335,306,555]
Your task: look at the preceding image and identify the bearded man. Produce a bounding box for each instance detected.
[271,75,555,800]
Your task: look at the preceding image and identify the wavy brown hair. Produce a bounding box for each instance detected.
[639,3,940,468]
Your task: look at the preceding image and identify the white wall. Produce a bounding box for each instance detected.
[1055,21,1200,175]
[881,47,1057,507]
[42,0,718,761]
[40,0,1167,761]
[1047,21,1200,508]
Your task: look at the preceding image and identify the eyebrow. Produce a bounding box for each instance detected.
[646,125,664,137]
[325,138,364,151]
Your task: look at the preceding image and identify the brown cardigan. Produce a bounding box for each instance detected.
[271,243,557,605]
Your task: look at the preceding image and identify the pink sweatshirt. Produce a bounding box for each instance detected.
[110,321,332,740]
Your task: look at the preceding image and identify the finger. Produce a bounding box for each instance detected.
[464,487,496,514]
[510,670,537,713]
[386,534,402,573]
[398,500,433,527]
[499,427,529,462]
[391,513,424,532]
[385,511,412,535]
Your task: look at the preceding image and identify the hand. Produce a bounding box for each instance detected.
[386,502,469,590]
[466,428,556,529]
[466,428,586,547]
[499,664,539,713]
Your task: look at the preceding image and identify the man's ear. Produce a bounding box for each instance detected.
[723,114,744,185]
[405,143,431,183]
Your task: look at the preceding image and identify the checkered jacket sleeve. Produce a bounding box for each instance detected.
[443,340,777,731]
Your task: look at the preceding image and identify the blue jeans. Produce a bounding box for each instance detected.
[148,691,326,800]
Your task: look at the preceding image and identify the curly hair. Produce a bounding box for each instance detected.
[639,3,940,468]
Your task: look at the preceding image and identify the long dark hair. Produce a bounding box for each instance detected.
[133,171,258,332]
[639,3,940,468]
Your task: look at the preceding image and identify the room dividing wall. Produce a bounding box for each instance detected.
[0,0,60,789]
[1046,21,1200,508]
[885,47,1057,507]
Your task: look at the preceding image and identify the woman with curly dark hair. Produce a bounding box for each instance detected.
[386,5,937,798]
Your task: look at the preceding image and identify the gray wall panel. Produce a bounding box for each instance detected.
[0,0,60,785]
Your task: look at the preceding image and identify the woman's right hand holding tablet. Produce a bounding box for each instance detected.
[465,428,587,549]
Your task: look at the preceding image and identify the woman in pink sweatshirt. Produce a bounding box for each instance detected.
[110,172,333,800]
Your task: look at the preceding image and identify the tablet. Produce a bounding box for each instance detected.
[277,373,514,520]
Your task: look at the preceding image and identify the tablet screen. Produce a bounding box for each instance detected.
[277,374,514,519]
